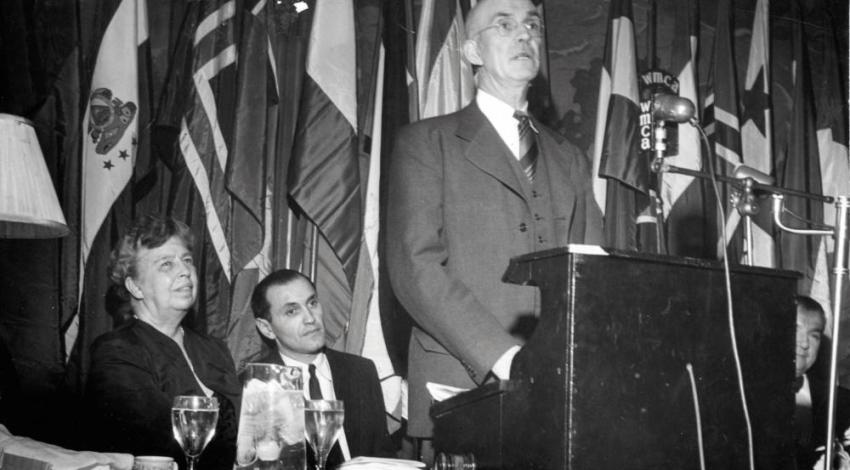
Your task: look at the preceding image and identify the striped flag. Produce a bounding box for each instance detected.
[591,0,648,250]
[776,1,824,300]
[153,0,243,337]
[289,0,361,289]
[703,0,743,261]
[739,0,775,267]
[68,0,148,354]
[413,0,474,120]
[224,0,287,366]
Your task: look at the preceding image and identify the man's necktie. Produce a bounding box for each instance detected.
[308,363,322,399]
[514,110,538,182]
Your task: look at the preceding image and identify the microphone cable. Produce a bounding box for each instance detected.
[695,121,756,470]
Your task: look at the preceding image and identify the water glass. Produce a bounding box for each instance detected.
[171,395,219,470]
[304,399,345,470]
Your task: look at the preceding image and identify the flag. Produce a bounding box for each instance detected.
[814,11,850,253]
[776,0,824,298]
[159,0,242,338]
[224,0,288,367]
[289,0,361,289]
[662,0,708,257]
[413,0,474,120]
[380,0,417,402]
[591,0,648,250]
[812,6,850,370]
[356,43,405,433]
[703,0,743,261]
[68,0,148,356]
[739,0,775,267]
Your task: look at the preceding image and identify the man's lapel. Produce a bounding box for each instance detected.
[457,103,526,200]
[325,350,359,458]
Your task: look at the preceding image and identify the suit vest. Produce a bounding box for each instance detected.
[506,144,559,252]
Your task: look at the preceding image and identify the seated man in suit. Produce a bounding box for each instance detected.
[794,295,850,469]
[250,269,395,467]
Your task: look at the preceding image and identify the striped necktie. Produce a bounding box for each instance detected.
[514,110,538,182]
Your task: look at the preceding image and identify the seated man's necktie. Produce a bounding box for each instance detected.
[514,110,538,182]
[308,363,323,399]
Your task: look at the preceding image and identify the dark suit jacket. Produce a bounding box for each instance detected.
[386,101,603,436]
[258,348,394,467]
[84,318,241,470]
[797,375,850,469]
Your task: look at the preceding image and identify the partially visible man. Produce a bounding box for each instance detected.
[250,269,394,467]
[793,296,850,469]
[386,0,602,442]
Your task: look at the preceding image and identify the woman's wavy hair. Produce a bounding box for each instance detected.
[107,215,194,300]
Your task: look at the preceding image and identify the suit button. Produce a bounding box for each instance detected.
[538,236,545,243]
[534,213,542,221]
[532,190,539,198]
[519,223,528,232]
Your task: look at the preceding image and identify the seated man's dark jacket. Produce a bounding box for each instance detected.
[84,318,241,469]
[796,374,850,469]
[258,348,395,467]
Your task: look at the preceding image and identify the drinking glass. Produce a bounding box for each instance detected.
[171,395,219,470]
[304,400,344,470]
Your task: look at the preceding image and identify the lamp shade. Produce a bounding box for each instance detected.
[0,114,69,238]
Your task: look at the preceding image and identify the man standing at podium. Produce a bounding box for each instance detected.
[386,0,603,451]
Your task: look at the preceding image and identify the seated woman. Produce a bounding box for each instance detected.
[84,215,240,469]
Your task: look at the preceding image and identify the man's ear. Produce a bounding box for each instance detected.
[255,318,277,341]
[462,38,483,66]
[124,277,143,300]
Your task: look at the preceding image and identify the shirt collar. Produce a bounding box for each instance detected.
[476,89,528,120]
[278,350,332,383]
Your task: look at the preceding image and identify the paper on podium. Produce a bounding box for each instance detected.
[337,456,426,469]
[566,244,608,255]
[426,382,469,402]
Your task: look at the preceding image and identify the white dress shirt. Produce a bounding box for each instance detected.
[476,89,530,161]
[279,351,351,461]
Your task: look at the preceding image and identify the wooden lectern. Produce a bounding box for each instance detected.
[431,247,798,470]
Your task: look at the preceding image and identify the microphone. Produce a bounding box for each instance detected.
[652,94,696,124]
[733,164,775,185]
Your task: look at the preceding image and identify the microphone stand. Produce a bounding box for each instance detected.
[773,194,850,470]
[651,122,668,253]
[651,158,833,266]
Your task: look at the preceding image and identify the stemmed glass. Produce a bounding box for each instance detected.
[304,399,345,470]
[171,395,219,470]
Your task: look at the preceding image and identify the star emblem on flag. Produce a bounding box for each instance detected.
[741,69,768,136]
[118,149,129,160]
[103,160,114,170]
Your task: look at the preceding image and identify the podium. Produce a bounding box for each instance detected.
[431,247,798,470]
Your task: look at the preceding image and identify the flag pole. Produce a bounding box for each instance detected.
[404,0,419,121]
[308,222,319,284]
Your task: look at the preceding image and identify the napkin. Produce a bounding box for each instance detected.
[0,424,133,470]
[337,456,426,469]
